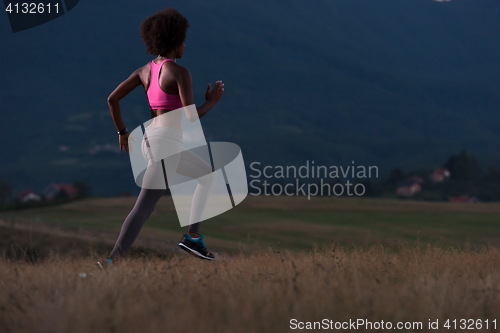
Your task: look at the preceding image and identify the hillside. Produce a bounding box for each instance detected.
[1,0,499,195]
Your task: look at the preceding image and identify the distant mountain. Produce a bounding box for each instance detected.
[1,0,499,195]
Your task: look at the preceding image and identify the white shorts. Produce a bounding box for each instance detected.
[140,126,214,190]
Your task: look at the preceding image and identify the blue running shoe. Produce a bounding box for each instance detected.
[97,257,114,270]
[178,234,215,260]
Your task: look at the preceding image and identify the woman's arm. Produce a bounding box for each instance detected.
[177,66,224,121]
[107,69,142,152]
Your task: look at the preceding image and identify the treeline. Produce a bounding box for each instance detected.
[0,179,12,208]
[249,149,500,202]
[3,150,500,206]
[0,180,93,210]
[365,150,500,201]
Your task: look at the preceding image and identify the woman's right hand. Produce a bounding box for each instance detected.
[119,132,135,153]
[205,80,224,106]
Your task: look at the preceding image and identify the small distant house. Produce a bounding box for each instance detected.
[448,196,480,203]
[16,189,41,203]
[430,168,450,183]
[43,183,78,201]
[396,179,421,196]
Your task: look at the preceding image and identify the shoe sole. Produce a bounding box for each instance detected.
[178,243,215,260]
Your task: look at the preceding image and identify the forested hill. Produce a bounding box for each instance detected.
[1,0,499,195]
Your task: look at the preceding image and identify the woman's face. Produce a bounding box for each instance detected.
[176,41,186,58]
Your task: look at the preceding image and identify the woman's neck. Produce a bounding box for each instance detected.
[158,51,176,60]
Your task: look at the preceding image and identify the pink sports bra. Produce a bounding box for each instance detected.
[147,59,184,110]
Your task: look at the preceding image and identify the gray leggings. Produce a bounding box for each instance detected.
[109,187,200,258]
[110,128,216,258]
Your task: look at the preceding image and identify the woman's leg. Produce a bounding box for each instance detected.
[110,186,165,258]
[110,129,182,258]
[175,147,217,234]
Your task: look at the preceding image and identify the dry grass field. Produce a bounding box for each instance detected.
[1,196,500,332]
[1,245,499,333]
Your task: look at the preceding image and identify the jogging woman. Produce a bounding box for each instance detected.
[99,8,224,267]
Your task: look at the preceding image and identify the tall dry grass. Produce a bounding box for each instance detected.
[1,244,499,333]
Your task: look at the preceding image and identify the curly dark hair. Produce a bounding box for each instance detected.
[140,8,189,56]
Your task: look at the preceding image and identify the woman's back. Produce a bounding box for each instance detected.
[147,59,183,110]
[141,59,185,131]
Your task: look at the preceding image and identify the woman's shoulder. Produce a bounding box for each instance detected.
[163,61,190,78]
[133,63,153,87]
[141,61,153,71]
[131,62,151,76]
